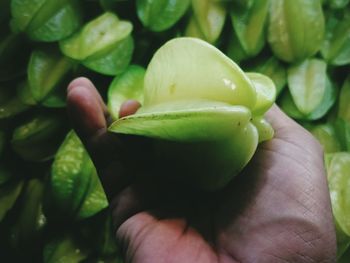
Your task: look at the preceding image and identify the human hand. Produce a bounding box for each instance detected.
[67,77,337,263]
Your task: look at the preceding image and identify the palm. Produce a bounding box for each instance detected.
[67,78,336,263]
[114,128,334,263]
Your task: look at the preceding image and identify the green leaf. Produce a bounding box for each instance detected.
[333,118,350,152]
[326,153,350,255]
[0,179,23,222]
[0,165,11,186]
[16,81,37,106]
[60,12,132,60]
[96,213,119,257]
[226,29,250,63]
[28,48,73,102]
[10,179,46,250]
[11,0,82,42]
[249,56,287,96]
[77,171,108,220]
[11,113,65,161]
[287,59,327,115]
[278,89,304,119]
[268,0,325,62]
[41,88,67,108]
[43,234,88,263]
[47,131,107,221]
[82,35,134,76]
[231,0,269,57]
[338,245,350,263]
[184,16,207,41]
[309,123,341,153]
[136,0,190,32]
[108,65,145,120]
[190,0,226,43]
[11,0,47,31]
[0,87,29,119]
[321,9,350,66]
[279,76,336,121]
[328,0,350,9]
[60,12,133,75]
[338,76,350,122]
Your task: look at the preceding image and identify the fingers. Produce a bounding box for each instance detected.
[264,104,298,131]
[119,100,142,118]
[67,77,109,118]
[67,79,107,139]
[67,77,129,199]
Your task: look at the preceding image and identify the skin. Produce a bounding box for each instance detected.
[67,77,337,263]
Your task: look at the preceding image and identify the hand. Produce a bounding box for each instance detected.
[67,77,337,263]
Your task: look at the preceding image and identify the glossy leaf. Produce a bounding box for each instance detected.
[309,123,341,153]
[0,87,29,119]
[11,0,46,31]
[16,81,37,106]
[250,56,287,96]
[321,9,350,66]
[81,210,120,257]
[268,0,325,62]
[60,12,133,75]
[11,0,82,42]
[41,88,67,108]
[287,59,327,115]
[28,48,73,103]
[338,245,350,263]
[226,29,250,63]
[10,179,46,251]
[231,0,269,57]
[326,153,350,257]
[47,131,107,221]
[190,0,226,43]
[108,65,145,120]
[82,35,134,75]
[334,118,350,152]
[0,179,23,222]
[184,16,207,41]
[279,76,336,121]
[43,234,88,263]
[136,0,190,32]
[328,0,350,9]
[278,89,304,120]
[77,172,108,220]
[0,165,11,186]
[60,12,132,60]
[338,76,350,122]
[11,113,65,161]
